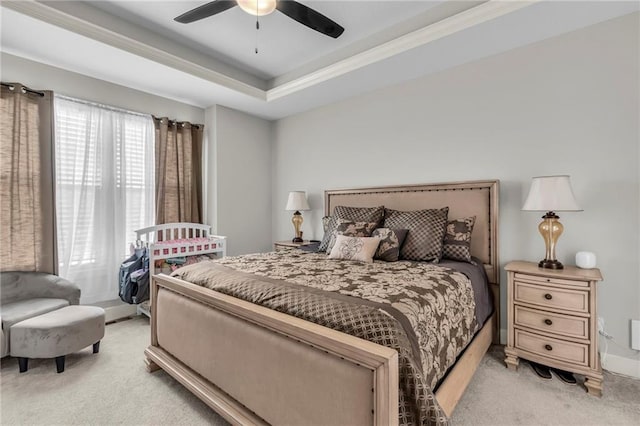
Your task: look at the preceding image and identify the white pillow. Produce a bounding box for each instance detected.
[328,235,380,263]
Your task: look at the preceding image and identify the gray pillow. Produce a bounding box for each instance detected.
[326,220,378,254]
[383,207,449,262]
[318,205,384,252]
[372,228,408,262]
[442,216,476,263]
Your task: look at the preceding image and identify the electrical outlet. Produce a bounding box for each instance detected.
[632,319,640,351]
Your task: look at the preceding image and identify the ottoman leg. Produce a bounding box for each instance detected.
[93,341,100,354]
[55,356,65,373]
[18,357,28,373]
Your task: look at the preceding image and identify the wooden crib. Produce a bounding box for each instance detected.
[134,222,226,316]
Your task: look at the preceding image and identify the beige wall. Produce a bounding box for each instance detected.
[205,105,272,256]
[272,14,640,368]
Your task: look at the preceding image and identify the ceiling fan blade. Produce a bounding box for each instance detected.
[276,1,344,38]
[175,0,237,24]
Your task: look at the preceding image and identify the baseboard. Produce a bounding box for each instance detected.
[601,353,640,379]
[90,299,137,323]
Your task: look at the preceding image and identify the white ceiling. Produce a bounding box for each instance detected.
[1,1,638,120]
[90,1,450,80]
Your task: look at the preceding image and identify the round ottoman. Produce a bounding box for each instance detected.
[10,305,105,373]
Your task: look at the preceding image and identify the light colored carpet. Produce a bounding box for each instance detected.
[1,317,227,425]
[1,316,638,425]
[452,346,640,425]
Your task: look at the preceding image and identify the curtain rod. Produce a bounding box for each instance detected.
[56,94,150,118]
[1,82,45,97]
[153,115,203,129]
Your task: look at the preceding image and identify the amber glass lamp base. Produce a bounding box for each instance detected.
[538,211,564,270]
[539,259,564,269]
[291,211,303,243]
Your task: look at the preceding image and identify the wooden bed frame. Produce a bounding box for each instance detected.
[144,180,499,425]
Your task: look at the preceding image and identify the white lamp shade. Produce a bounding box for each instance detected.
[285,191,310,211]
[522,175,582,212]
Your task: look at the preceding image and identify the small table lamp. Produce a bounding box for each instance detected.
[522,175,582,269]
[285,191,310,243]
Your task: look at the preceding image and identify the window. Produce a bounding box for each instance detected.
[54,96,155,303]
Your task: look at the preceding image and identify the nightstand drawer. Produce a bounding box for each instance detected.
[515,329,589,366]
[514,305,589,340]
[514,281,589,314]
[515,272,587,288]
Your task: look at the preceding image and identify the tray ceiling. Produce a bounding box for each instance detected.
[1,1,638,119]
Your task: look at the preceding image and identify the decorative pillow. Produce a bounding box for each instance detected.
[326,220,378,254]
[442,216,476,262]
[322,216,332,232]
[383,207,449,262]
[372,228,408,262]
[318,216,339,252]
[328,235,380,263]
[318,206,384,252]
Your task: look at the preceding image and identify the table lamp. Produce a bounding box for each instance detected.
[285,191,310,243]
[522,175,582,269]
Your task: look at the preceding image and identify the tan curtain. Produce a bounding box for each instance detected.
[154,117,203,225]
[0,83,56,273]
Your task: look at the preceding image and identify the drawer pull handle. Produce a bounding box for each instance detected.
[544,293,553,300]
[544,344,553,351]
[544,319,553,326]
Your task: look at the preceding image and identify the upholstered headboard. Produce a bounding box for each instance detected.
[325,180,500,284]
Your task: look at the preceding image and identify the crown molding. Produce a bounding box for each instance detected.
[3,0,538,104]
[266,0,539,101]
[1,0,266,101]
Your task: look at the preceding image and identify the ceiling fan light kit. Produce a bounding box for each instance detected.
[237,0,277,16]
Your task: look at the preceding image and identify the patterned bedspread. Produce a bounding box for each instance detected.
[172,250,479,425]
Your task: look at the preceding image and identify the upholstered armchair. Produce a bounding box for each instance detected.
[0,272,80,357]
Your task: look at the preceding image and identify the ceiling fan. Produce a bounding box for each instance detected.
[174,0,345,39]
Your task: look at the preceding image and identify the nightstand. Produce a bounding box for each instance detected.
[504,261,604,396]
[273,240,314,251]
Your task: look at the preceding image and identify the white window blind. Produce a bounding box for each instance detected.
[54,95,155,303]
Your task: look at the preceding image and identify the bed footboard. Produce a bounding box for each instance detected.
[145,274,399,426]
